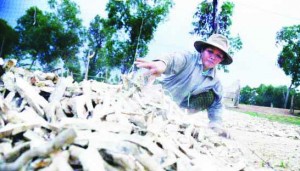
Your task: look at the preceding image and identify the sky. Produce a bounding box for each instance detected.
[142,0,300,88]
[77,0,300,88]
[1,0,300,88]
[218,0,300,88]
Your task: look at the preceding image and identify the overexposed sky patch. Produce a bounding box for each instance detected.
[146,0,300,88]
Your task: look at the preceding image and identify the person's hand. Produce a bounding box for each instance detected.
[209,122,231,139]
[134,58,167,77]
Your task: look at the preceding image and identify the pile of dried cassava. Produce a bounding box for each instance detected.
[0,59,247,171]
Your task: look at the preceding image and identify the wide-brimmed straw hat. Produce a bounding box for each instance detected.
[194,34,232,65]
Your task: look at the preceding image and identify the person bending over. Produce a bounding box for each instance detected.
[135,34,232,137]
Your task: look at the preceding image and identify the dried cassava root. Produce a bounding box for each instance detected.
[0,59,248,170]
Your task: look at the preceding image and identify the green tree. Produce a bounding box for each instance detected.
[240,85,255,105]
[48,0,85,78]
[14,0,85,80]
[240,84,291,108]
[191,0,242,72]
[254,84,268,106]
[0,19,18,58]
[103,0,173,74]
[258,85,279,107]
[84,15,114,81]
[294,90,300,111]
[276,24,300,108]
[15,7,64,69]
[272,85,288,108]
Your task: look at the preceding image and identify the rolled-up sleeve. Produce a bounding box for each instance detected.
[207,80,224,123]
[155,52,192,75]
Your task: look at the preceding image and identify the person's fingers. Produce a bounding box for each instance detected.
[218,130,232,139]
[150,68,161,76]
[135,58,151,68]
[142,68,160,77]
[135,58,147,62]
[135,62,153,69]
[134,59,163,76]
[134,58,146,67]
[210,126,232,139]
[133,61,143,66]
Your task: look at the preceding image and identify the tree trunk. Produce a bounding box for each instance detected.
[84,50,97,80]
[290,95,294,114]
[212,0,218,34]
[284,83,292,109]
[0,37,5,57]
[29,58,36,70]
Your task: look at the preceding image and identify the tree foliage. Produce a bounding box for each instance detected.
[15,7,63,69]
[191,0,242,71]
[0,19,18,58]
[276,24,300,108]
[85,15,113,81]
[8,0,173,81]
[276,25,300,88]
[47,0,85,77]
[14,0,85,78]
[239,84,295,109]
[239,85,256,105]
[101,0,173,74]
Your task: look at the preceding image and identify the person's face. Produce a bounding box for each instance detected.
[201,46,224,70]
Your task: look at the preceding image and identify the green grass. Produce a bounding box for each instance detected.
[242,112,300,126]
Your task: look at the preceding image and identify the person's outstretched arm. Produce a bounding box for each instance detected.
[134,58,167,77]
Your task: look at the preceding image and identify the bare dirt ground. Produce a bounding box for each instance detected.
[227,104,300,116]
[221,105,300,171]
[185,105,300,170]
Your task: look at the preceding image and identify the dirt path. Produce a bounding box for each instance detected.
[227,104,300,116]
[188,109,300,170]
[223,109,300,170]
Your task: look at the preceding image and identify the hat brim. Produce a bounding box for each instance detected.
[194,41,233,65]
